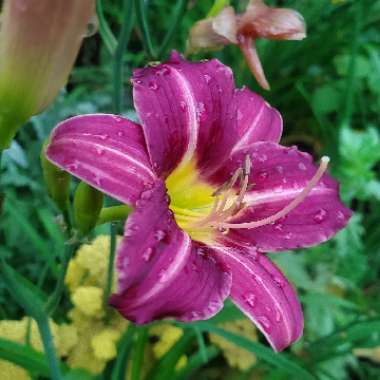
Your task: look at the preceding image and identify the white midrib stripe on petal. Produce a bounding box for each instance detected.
[54,136,156,180]
[128,233,192,309]
[231,102,265,153]
[215,247,292,349]
[170,67,199,166]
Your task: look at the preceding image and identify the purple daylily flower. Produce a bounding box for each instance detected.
[46,52,351,352]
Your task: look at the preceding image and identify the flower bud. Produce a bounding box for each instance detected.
[40,141,70,213]
[73,182,104,235]
[0,0,96,149]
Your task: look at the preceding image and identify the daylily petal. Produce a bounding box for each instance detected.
[46,114,156,206]
[230,87,282,151]
[212,142,351,251]
[110,181,232,324]
[238,0,306,40]
[212,245,303,351]
[187,6,238,53]
[132,51,236,178]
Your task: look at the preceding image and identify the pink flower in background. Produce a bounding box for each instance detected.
[46,52,351,351]
[187,0,306,90]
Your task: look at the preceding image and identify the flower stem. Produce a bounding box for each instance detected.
[96,0,117,55]
[113,0,135,115]
[45,241,80,316]
[104,222,117,311]
[158,0,188,59]
[36,315,63,380]
[135,0,156,60]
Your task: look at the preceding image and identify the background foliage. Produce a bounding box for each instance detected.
[1,0,380,379]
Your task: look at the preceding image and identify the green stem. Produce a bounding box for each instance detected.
[113,0,135,115]
[131,326,149,380]
[97,205,132,225]
[159,0,188,59]
[96,0,118,55]
[340,0,363,128]
[104,223,117,311]
[135,0,156,60]
[36,316,63,380]
[45,241,80,315]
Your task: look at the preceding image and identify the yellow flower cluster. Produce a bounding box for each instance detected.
[0,235,188,378]
[150,323,187,369]
[209,319,258,371]
[64,235,128,374]
[0,318,77,380]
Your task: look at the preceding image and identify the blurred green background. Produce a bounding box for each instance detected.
[1,0,380,379]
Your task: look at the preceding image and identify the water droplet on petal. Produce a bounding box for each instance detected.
[204,74,212,83]
[117,131,124,137]
[337,211,345,221]
[180,101,187,111]
[158,269,169,283]
[99,134,109,141]
[274,223,283,231]
[257,154,267,163]
[257,316,271,332]
[275,165,284,174]
[141,189,153,200]
[273,276,284,287]
[284,232,293,240]
[197,247,206,257]
[122,256,129,269]
[156,66,171,76]
[148,81,159,90]
[243,293,256,308]
[237,109,243,121]
[142,247,154,262]
[96,147,105,156]
[298,162,307,171]
[275,309,282,322]
[259,171,268,179]
[313,208,328,223]
[154,230,166,241]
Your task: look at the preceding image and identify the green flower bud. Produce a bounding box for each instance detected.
[73,182,104,235]
[40,142,70,213]
[0,0,96,149]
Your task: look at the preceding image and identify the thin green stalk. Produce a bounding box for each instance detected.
[36,316,63,380]
[159,0,188,58]
[96,0,118,55]
[131,326,149,380]
[135,0,156,60]
[340,0,363,128]
[104,222,117,311]
[113,0,135,115]
[45,241,80,315]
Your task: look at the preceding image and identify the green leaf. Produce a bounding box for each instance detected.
[190,323,316,380]
[0,337,52,377]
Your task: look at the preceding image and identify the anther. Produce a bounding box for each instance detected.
[217,156,330,230]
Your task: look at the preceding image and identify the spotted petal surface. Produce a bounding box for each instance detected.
[212,246,303,351]
[110,181,232,323]
[46,114,156,206]
[213,142,351,251]
[133,51,237,178]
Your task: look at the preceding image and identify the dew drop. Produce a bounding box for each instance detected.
[274,223,283,231]
[257,316,271,332]
[158,269,168,283]
[275,309,282,322]
[337,210,345,221]
[117,131,124,137]
[154,230,166,241]
[84,14,99,37]
[259,171,268,179]
[148,81,159,90]
[298,162,307,171]
[237,109,243,121]
[156,66,171,76]
[273,276,284,288]
[313,208,327,223]
[142,247,154,262]
[122,256,129,269]
[179,101,187,111]
[141,189,153,200]
[275,165,284,174]
[257,154,268,163]
[99,134,109,141]
[197,247,206,257]
[243,293,256,308]
[284,232,293,240]
[204,74,212,83]
[96,147,105,156]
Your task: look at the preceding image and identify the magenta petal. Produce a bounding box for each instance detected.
[109,181,231,323]
[212,246,303,351]
[132,51,237,178]
[231,87,282,150]
[217,142,352,251]
[46,114,156,206]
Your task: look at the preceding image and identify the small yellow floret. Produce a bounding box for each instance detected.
[58,324,78,357]
[210,319,257,371]
[0,360,31,380]
[91,328,120,360]
[71,286,104,317]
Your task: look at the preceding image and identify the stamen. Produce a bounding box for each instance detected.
[216,156,330,230]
